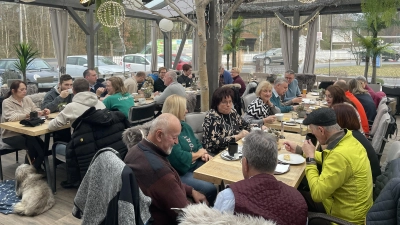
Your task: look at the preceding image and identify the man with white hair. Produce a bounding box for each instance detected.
[154,71,186,105]
[283,70,302,103]
[124,113,207,225]
[214,131,308,224]
[270,77,298,113]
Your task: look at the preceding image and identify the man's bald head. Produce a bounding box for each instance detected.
[334,80,348,92]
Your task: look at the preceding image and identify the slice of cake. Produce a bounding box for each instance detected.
[283,154,291,161]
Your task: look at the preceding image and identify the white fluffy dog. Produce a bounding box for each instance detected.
[14,164,55,216]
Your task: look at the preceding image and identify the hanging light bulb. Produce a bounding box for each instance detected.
[80,0,95,7]
[158,19,174,32]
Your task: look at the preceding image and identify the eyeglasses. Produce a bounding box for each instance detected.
[221,101,233,105]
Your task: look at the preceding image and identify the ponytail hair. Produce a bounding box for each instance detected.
[6,80,26,99]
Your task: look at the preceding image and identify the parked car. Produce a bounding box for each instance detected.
[360,47,400,62]
[252,48,284,65]
[158,53,192,70]
[119,54,164,72]
[0,58,58,88]
[66,55,127,79]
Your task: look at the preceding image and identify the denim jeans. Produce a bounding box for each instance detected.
[180,160,217,206]
[55,144,66,156]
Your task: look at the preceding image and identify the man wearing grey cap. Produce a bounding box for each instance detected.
[284,107,373,225]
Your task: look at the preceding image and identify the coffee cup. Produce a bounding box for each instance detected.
[305,133,318,146]
[275,113,284,122]
[68,89,73,94]
[138,98,146,105]
[228,142,238,157]
[251,127,261,132]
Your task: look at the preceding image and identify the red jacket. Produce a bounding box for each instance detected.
[230,173,308,225]
[233,75,246,96]
[345,91,369,134]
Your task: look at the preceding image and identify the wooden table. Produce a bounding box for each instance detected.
[267,112,309,135]
[0,112,70,192]
[193,133,306,188]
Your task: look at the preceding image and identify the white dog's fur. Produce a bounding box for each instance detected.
[14,164,55,216]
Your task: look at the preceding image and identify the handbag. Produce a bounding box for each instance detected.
[19,117,45,127]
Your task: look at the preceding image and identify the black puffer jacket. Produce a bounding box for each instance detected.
[66,107,130,183]
[373,158,400,200]
[366,158,400,225]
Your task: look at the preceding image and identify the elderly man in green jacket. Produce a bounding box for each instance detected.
[284,108,373,225]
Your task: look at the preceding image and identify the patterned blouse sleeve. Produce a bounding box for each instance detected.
[236,111,251,131]
[202,111,233,152]
[246,99,262,119]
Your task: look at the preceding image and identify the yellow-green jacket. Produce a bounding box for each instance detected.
[305,129,373,225]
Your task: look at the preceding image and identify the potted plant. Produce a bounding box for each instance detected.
[141,88,152,98]
[13,42,39,83]
[296,104,307,118]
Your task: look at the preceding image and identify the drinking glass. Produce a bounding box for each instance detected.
[302,84,307,97]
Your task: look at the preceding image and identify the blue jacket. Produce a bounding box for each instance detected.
[284,79,301,101]
[222,70,233,85]
[271,89,293,113]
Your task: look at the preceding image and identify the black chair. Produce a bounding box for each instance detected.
[0,148,20,181]
[128,103,156,126]
[318,81,335,90]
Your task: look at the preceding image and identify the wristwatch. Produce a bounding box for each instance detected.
[306,157,316,164]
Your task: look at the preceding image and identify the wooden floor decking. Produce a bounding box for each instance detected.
[0,152,80,225]
[0,115,398,224]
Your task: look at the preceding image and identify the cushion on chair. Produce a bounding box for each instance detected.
[185,112,206,142]
[242,93,257,111]
[128,103,156,126]
[370,103,388,136]
[381,141,400,172]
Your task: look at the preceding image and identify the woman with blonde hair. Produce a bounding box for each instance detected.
[245,80,279,126]
[103,76,134,118]
[162,94,217,205]
[348,79,376,121]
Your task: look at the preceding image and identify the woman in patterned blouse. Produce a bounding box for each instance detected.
[202,87,251,155]
[246,81,279,125]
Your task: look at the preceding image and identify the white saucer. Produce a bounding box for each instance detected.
[278,154,305,165]
[283,122,297,126]
[274,164,290,174]
[310,92,319,96]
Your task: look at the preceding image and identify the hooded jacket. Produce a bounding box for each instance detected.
[48,91,105,131]
[306,129,373,225]
[65,107,130,183]
[41,86,74,113]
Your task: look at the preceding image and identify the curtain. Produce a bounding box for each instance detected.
[302,17,318,74]
[279,23,293,71]
[50,9,68,80]
[151,21,158,72]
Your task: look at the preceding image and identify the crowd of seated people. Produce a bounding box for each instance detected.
[1,69,391,225]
